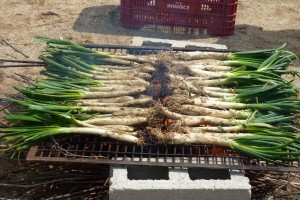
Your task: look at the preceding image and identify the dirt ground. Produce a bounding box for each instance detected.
[0,0,299,98]
[0,0,300,199]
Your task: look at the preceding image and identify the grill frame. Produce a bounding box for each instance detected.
[26,135,300,172]
[26,45,300,172]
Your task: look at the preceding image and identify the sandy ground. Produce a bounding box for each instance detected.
[0,0,299,199]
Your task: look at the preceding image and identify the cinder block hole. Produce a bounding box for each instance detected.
[127,166,169,180]
[142,41,172,47]
[188,168,231,180]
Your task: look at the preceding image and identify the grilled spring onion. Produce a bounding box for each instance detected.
[5,106,148,128]
[177,48,280,61]
[1,107,145,155]
[177,45,297,70]
[0,126,141,155]
[161,107,294,126]
[169,72,289,89]
[14,86,146,101]
[56,55,152,80]
[10,96,152,108]
[173,80,298,103]
[176,105,251,119]
[34,36,152,65]
[8,98,150,117]
[190,71,287,86]
[30,80,147,93]
[186,64,300,78]
[2,106,299,165]
[40,56,150,84]
[185,123,296,133]
[150,129,300,165]
[183,97,300,114]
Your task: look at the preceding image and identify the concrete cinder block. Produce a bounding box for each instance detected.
[131,37,227,50]
[110,166,251,200]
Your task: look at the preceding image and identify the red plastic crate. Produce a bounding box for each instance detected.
[120,0,238,36]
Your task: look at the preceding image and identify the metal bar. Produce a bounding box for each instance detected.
[26,155,300,173]
[81,44,234,53]
[26,136,299,172]
[27,146,38,158]
[0,64,45,68]
[0,59,44,64]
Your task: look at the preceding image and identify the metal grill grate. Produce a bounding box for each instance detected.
[26,45,300,172]
[27,135,300,172]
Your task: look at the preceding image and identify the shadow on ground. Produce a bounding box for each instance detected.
[73,5,217,40]
[73,5,300,56]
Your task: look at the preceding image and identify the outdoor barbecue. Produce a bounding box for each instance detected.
[1,37,299,170]
[0,0,300,199]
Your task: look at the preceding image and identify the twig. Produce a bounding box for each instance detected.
[0,178,97,188]
[0,120,8,127]
[0,102,12,112]
[246,110,257,124]
[3,53,19,60]
[14,73,34,84]
[4,73,29,84]
[0,37,29,58]
[0,198,17,200]
[0,145,9,149]
[46,186,105,200]
[42,11,59,16]
[17,184,46,200]
[52,137,107,159]
[104,177,109,186]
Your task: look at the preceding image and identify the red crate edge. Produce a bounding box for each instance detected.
[120,0,239,36]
